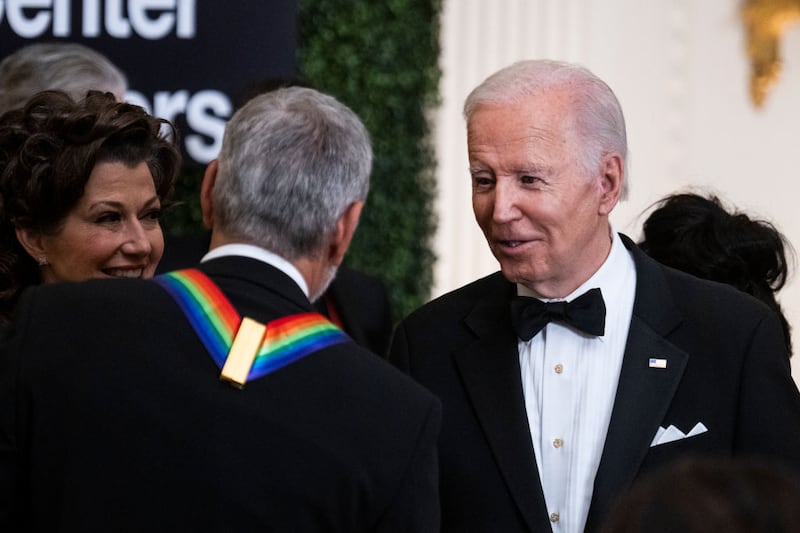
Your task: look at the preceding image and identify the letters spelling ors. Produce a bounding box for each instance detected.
[220,317,267,389]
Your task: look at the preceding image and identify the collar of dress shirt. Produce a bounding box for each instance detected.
[200,243,309,298]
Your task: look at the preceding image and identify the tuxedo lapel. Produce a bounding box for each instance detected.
[585,316,687,530]
[585,237,688,531]
[454,281,550,531]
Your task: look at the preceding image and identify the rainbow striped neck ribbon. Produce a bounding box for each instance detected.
[155,268,348,387]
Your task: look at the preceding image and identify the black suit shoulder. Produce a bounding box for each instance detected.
[659,261,774,317]
[5,273,442,532]
[13,274,440,425]
[629,240,785,348]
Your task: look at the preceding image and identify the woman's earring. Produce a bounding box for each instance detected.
[37,256,48,266]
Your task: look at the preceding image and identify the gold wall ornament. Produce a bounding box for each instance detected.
[741,0,800,107]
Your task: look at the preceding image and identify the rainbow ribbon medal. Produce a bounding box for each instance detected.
[155,269,347,388]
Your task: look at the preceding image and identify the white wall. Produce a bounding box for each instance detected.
[432,0,800,379]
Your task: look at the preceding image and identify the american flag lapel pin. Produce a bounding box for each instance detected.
[649,357,667,369]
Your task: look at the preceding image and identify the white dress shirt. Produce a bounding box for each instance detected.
[201,243,309,298]
[517,231,636,533]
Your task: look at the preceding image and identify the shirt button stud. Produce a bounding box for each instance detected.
[550,512,560,523]
[553,438,563,448]
[554,364,564,374]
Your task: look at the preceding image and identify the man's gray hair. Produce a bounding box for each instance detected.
[0,43,127,114]
[213,87,372,259]
[464,59,629,199]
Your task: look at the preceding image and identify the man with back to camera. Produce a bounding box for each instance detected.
[389,59,800,532]
[156,76,396,358]
[0,86,441,532]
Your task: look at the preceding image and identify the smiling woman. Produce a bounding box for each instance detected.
[0,90,181,321]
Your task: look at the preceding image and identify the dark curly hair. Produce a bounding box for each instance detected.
[0,90,181,320]
[640,193,793,355]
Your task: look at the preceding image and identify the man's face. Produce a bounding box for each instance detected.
[468,90,619,298]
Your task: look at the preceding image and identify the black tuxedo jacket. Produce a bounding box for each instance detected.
[390,234,800,533]
[0,256,441,532]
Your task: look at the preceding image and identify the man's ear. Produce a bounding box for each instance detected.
[598,153,624,215]
[15,227,46,262]
[200,159,219,229]
[329,201,364,266]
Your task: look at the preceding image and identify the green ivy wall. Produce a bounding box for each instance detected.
[299,0,442,319]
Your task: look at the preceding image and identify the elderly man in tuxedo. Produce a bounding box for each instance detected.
[389,59,800,533]
[0,87,441,532]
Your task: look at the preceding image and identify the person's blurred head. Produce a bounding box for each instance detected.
[0,42,127,114]
[601,457,800,533]
[0,90,181,317]
[464,59,627,297]
[640,192,792,355]
[203,86,372,300]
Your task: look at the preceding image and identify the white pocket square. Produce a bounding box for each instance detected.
[650,422,708,447]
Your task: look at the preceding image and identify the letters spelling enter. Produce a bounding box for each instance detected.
[0,0,196,39]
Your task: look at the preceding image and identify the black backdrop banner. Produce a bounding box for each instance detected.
[0,0,299,165]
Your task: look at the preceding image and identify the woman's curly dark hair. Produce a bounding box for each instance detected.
[0,90,181,320]
[640,193,793,355]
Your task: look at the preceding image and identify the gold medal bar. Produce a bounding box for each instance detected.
[220,317,267,389]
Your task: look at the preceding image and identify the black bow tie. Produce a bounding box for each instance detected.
[510,288,606,341]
